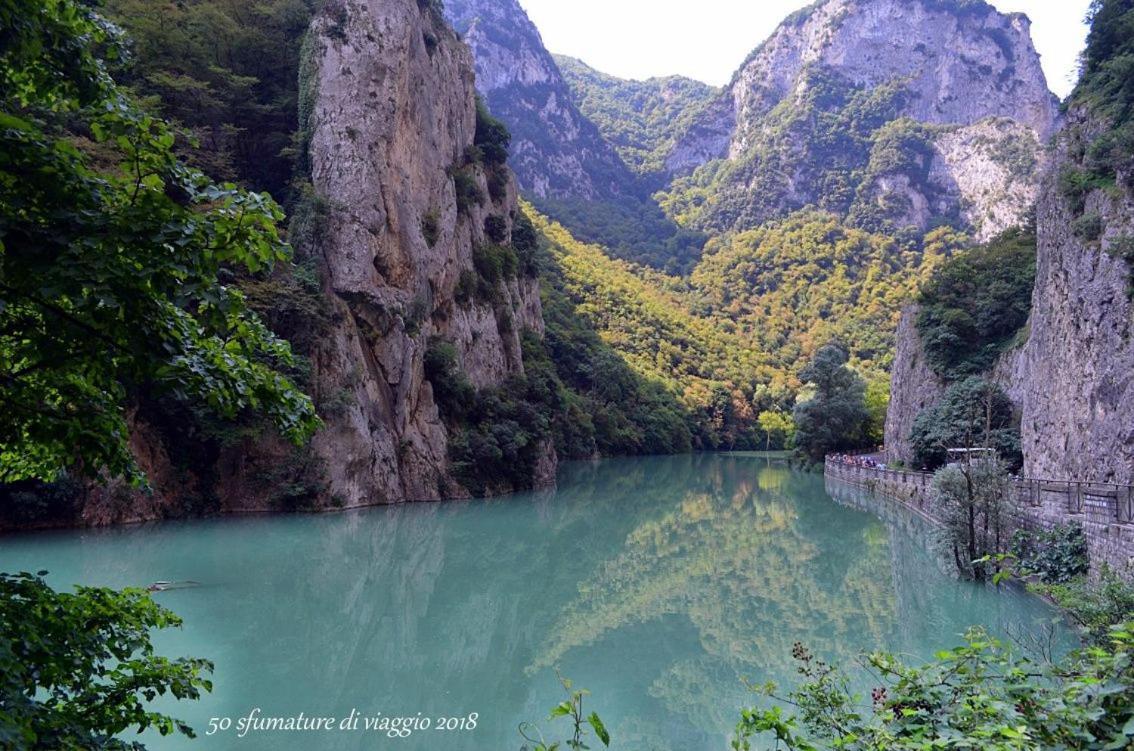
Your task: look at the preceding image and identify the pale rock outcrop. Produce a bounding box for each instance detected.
[304,0,553,506]
[666,0,1058,237]
[928,119,1043,242]
[1016,111,1134,484]
[674,0,1056,168]
[858,119,1044,243]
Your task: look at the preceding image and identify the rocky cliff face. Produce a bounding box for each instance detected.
[301,0,552,506]
[441,0,633,201]
[664,0,1058,237]
[1016,110,1134,484]
[884,108,1134,485]
[883,306,945,466]
[11,0,556,529]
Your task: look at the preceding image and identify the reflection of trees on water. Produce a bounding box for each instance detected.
[824,478,1071,660]
[532,457,899,737]
[0,456,1068,751]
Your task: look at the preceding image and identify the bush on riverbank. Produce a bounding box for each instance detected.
[732,624,1134,751]
[1010,523,1091,585]
[1032,567,1134,646]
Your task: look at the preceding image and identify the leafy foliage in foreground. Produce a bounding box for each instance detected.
[0,572,212,749]
[733,625,1134,751]
[915,228,1036,380]
[1033,568,1134,646]
[0,0,318,483]
[519,674,610,751]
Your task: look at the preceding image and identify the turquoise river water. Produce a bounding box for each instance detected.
[0,454,1071,750]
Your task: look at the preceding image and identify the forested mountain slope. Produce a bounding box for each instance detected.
[443,0,705,270]
[554,55,718,179]
[660,0,1058,240]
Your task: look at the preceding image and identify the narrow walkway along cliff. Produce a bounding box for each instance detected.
[825,458,1134,574]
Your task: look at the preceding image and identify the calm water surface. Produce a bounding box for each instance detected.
[0,454,1070,750]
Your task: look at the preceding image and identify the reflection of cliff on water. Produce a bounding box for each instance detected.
[824,477,1071,656]
[0,455,1071,751]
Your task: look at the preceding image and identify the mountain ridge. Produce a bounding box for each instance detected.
[656,0,1059,239]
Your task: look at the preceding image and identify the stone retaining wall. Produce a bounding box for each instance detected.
[825,460,1134,575]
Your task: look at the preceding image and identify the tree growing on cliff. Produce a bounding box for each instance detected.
[0,0,319,483]
[792,344,871,462]
[915,228,1036,380]
[908,377,1020,471]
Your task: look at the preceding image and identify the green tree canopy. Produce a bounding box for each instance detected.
[908,377,1020,471]
[757,410,794,451]
[915,228,1035,380]
[0,572,212,749]
[100,0,316,196]
[792,344,871,462]
[0,0,318,483]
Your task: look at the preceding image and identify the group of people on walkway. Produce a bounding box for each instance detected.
[828,453,887,470]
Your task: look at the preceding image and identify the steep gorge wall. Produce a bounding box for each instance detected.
[882,306,945,466]
[301,0,552,507]
[1016,110,1134,484]
[886,109,1134,486]
[885,94,1134,582]
[11,0,555,529]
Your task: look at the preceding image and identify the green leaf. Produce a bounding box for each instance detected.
[587,712,610,747]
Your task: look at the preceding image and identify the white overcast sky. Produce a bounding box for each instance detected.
[517,0,1092,99]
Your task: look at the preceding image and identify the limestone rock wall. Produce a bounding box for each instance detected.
[883,305,946,466]
[666,0,1057,237]
[303,0,553,507]
[1017,111,1134,484]
[673,0,1056,169]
